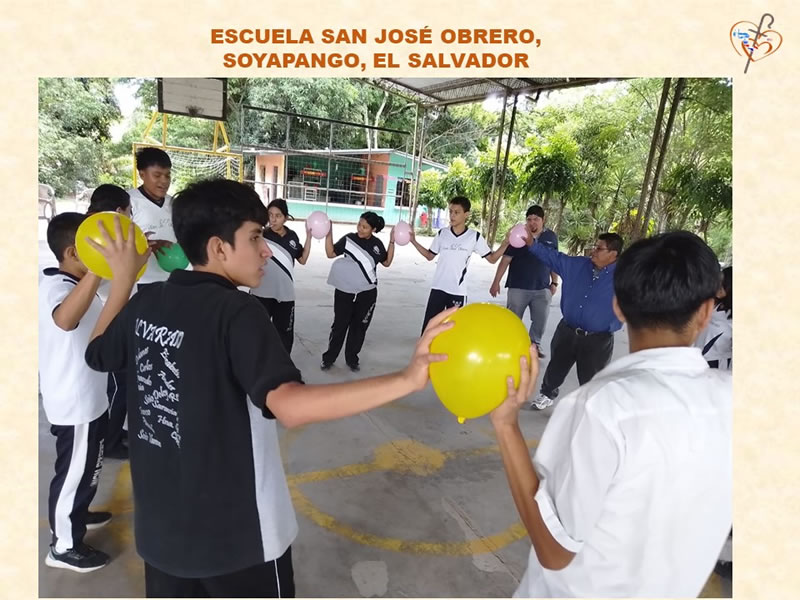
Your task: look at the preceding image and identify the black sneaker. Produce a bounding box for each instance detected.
[347,363,361,372]
[85,511,112,530]
[45,543,109,573]
[320,361,333,371]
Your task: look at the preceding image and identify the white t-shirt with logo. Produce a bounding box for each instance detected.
[429,227,491,296]
[129,187,176,285]
[38,268,108,425]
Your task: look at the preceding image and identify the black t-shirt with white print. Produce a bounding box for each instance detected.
[85,270,303,578]
[251,227,303,302]
[326,232,388,294]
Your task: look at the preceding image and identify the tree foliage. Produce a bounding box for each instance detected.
[38,77,731,259]
[38,78,122,196]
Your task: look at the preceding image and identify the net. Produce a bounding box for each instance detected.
[132,143,243,194]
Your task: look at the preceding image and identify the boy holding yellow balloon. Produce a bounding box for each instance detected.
[490,231,731,598]
[82,179,455,597]
[39,213,115,573]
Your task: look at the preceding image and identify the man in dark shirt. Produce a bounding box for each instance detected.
[490,205,559,358]
[84,179,455,598]
[525,233,624,410]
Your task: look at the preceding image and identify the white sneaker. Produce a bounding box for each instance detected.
[529,393,553,410]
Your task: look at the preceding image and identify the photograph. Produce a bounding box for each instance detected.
[37,76,732,598]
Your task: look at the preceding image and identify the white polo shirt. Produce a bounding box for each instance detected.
[38,268,108,425]
[128,187,175,285]
[516,346,732,598]
[429,227,491,296]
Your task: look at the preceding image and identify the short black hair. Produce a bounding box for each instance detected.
[267,198,292,220]
[526,205,545,219]
[172,179,268,266]
[360,211,385,233]
[135,147,172,171]
[47,212,86,263]
[614,231,721,331]
[599,232,624,255]
[449,196,471,212]
[87,184,130,214]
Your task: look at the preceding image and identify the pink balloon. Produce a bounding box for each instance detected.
[306,211,331,239]
[509,224,528,248]
[393,220,411,246]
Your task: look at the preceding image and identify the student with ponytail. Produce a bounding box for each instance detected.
[321,212,394,372]
[250,199,312,353]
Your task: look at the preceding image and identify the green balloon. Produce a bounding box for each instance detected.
[156,244,189,272]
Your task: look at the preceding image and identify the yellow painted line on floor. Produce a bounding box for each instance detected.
[285,438,539,555]
[60,436,730,597]
[90,438,542,560]
[290,483,529,555]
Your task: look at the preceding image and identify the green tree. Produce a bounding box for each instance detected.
[38,78,122,196]
[517,133,578,233]
[416,169,444,211]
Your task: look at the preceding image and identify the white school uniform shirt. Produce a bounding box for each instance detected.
[515,346,732,598]
[38,268,108,425]
[128,187,176,285]
[429,227,491,296]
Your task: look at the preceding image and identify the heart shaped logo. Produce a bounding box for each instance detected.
[730,21,783,61]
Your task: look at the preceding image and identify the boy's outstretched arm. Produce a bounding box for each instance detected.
[52,272,102,331]
[490,350,577,571]
[266,307,457,428]
[408,229,436,261]
[88,217,151,341]
[484,236,510,264]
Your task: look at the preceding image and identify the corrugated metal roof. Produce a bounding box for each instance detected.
[369,78,618,107]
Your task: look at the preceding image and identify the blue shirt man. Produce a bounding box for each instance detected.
[526,232,625,410]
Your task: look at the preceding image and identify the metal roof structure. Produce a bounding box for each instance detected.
[369,77,617,108]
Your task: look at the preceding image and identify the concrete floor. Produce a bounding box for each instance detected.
[37,218,731,597]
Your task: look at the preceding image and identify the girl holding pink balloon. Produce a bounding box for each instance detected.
[249,199,312,353]
[321,212,395,372]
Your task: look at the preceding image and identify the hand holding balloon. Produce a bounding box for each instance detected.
[77,212,150,281]
[155,243,189,272]
[508,224,528,248]
[393,220,412,246]
[401,306,457,392]
[81,213,151,282]
[429,304,532,423]
[306,211,331,239]
[489,346,539,429]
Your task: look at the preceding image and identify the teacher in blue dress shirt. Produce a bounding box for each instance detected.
[525,232,625,410]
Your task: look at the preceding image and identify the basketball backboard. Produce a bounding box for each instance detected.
[157,78,227,121]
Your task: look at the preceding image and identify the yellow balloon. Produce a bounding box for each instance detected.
[75,212,148,280]
[429,303,531,423]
